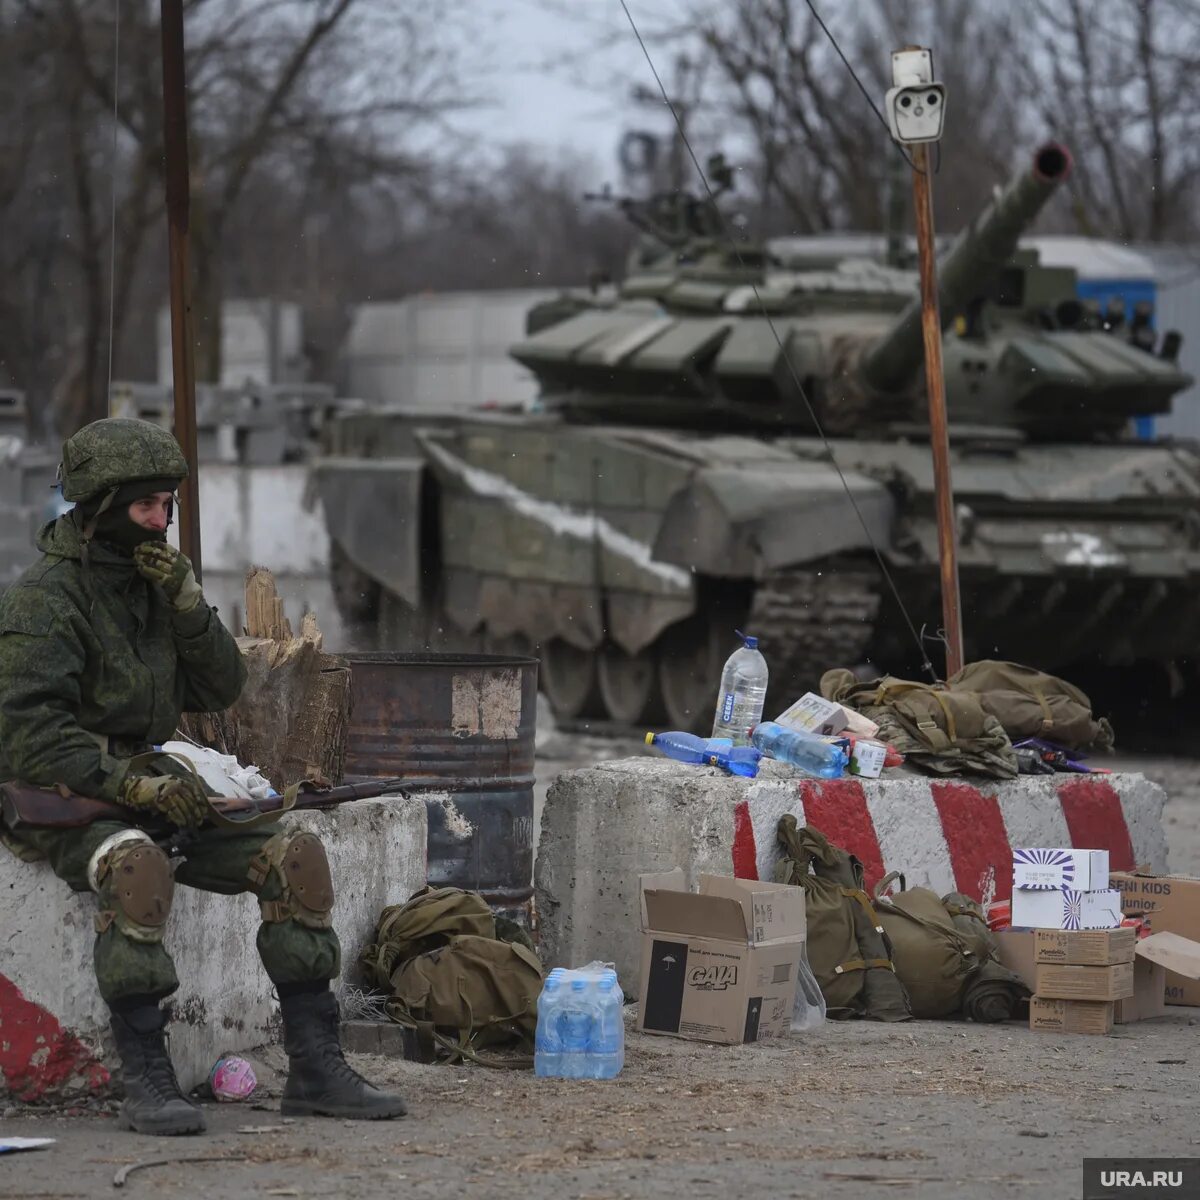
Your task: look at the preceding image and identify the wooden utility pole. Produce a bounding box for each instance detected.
[909,140,963,678]
[160,0,202,580]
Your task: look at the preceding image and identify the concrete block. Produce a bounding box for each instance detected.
[0,796,426,1103]
[534,759,1168,996]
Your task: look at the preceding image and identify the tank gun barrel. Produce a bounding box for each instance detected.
[860,142,1073,394]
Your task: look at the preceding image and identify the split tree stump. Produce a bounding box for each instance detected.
[182,567,351,789]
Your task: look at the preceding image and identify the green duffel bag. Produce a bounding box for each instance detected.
[384,934,545,1066]
[775,819,910,1022]
[822,669,1018,780]
[872,873,979,1019]
[947,659,1114,751]
[361,886,544,1066]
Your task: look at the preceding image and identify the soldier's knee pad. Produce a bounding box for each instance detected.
[248,830,334,931]
[89,830,174,943]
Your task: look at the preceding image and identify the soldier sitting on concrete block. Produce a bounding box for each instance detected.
[0,417,406,1135]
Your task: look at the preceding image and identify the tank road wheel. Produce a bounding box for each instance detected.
[658,615,724,735]
[597,643,662,726]
[541,639,603,721]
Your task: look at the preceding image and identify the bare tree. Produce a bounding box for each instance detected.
[687,0,1029,237]
[1026,0,1200,242]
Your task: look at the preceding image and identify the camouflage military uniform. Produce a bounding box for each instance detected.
[0,418,405,1133]
[0,476,340,1003]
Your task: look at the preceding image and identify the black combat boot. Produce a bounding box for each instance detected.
[109,1002,206,1136]
[279,987,407,1119]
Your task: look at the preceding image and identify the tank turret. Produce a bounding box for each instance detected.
[859,143,1073,394]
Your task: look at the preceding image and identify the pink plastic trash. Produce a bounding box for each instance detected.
[209,1055,257,1102]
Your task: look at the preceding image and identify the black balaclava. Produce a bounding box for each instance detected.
[76,477,182,554]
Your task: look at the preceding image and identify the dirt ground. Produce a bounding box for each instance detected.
[4,1008,1198,1200]
[5,737,1198,1199]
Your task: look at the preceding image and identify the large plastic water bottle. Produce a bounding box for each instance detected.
[711,632,769,747]
[750,721,849,778]
[560,979,597,1079]
[590,970,624,1079]
[534,974,564,1077]
[645,731,762,778]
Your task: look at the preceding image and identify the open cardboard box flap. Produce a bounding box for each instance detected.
[639,870,804,944]
[698,874,806,944]
[1135,931,1200,980]
[640,869,750,940]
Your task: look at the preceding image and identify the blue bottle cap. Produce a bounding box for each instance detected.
[735,628,758,649]
[571,979,587,991]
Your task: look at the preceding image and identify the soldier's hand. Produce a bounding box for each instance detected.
[119,774,209,829]
[134,542,203,613]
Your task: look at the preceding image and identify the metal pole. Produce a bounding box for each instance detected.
[160,0,202,580]
[909,141,963,678]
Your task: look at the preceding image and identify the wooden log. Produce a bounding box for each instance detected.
[181,568,350,788]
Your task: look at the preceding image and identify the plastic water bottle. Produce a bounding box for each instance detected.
[750,721,849,778]
[590,970,624,1079]
[560,979,597,1079]
[534,974,564,1077]
[645,731,762,778]
[711,631,769,747]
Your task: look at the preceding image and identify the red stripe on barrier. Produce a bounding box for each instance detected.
[0,973,110,1102]
[799,779,885,893]
[1057,778,1135,872]
[931,781,1013,906]
[732,799,759,880]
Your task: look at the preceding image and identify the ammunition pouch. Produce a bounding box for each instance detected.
[248,830,334,930]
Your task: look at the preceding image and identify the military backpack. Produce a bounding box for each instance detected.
[947,659,1114,751]
[361,886,545,1067]
[774,818,910,1021]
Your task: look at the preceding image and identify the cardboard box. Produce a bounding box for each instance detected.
[1114,956,1167,1024]
[1034,927,1136,967]
[775,693,852,737]
[1010,887,1122,931]
[994,928,1037,992]
[638,871,806,1046]
[1035,961,1134,1001]
[1111,872,1200,1006]
[1029,996,1114,1035]
[1013,848,1109,891]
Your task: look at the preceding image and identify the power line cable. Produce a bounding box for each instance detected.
[617,0,937,680]
[801,0,934,174]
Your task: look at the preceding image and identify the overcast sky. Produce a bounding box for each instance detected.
[447,0,695,186]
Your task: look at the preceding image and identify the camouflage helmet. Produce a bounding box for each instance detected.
[59,417,188,504]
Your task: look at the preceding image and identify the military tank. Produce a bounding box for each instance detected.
[315,143,1198,732]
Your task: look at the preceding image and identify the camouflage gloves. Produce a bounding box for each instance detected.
[118,774,210,829]
[133,543,203,613]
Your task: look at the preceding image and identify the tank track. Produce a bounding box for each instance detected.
[746,560,884,703]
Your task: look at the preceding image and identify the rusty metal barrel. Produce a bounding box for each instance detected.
[342,653,538,924]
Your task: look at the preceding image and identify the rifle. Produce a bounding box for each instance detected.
[0,777,411,833]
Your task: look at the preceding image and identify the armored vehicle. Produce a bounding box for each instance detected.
[316,143,1197,731]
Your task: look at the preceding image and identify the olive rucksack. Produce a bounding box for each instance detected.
[947,660,1114,751]
[821,669,1018,780]
[873,874,1029,1022]
[774,818,910,1022]
[361,886,545,1066]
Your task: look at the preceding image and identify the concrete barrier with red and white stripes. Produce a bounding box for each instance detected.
[535,759,1168,993]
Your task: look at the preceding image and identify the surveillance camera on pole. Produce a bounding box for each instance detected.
[885,48,946,145]
[887,45,963,679]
